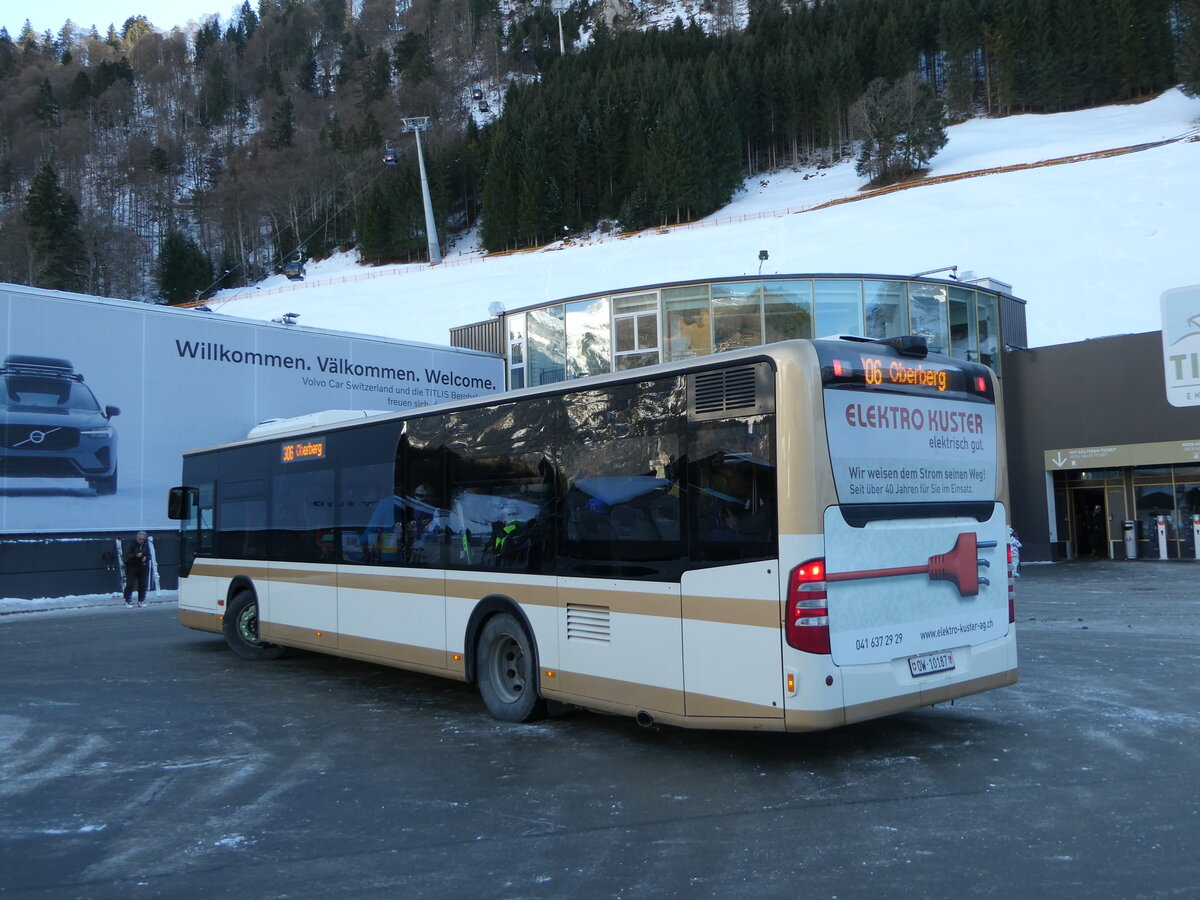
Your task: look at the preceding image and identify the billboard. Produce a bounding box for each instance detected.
[0,285,504,535]
[1161,284,1200,408]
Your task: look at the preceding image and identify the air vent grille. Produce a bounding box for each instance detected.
[566,603,611,643]
[692,365,760,416]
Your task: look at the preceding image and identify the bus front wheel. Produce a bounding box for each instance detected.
[223,590,286,661]
[476,613,545,723]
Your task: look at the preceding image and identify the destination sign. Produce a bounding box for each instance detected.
[827,354,990,398]
[281,438,326,463]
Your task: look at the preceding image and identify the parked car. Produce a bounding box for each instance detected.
[0,355,120,494]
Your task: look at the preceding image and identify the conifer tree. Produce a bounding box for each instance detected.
[1181,0,1200,96]
[156,228,214,304]
[24,162,86,292]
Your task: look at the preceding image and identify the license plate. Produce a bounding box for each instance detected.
[909,650,955,677]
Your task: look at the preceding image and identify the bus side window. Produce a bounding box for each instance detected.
[560,378,687,577]
[439,399,557,572]
[216,476,268,559]
[689,416,777,562]
[270,468,335,562]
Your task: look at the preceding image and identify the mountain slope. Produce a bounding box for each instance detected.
[212,89,1200,350]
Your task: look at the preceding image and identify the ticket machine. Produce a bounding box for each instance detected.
[1155,515,1170,560]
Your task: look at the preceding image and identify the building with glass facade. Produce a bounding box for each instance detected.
[451,273,1027,389]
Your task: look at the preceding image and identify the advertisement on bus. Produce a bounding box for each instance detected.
[822,385,1008,667]
[0,285,503,535]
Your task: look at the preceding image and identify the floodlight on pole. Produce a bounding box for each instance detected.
[401,116,442,265]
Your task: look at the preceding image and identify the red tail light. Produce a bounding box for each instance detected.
[1007,543,1016,624]
[786,558,830,654]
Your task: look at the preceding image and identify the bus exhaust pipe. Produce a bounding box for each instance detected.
[635,711,655,728]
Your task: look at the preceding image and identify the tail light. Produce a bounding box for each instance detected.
[1007,542,1016,624]
[786,558,830,654]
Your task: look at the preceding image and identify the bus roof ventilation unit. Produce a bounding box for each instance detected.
[876,335,929,358]
[838,334,929,358]
[688,363,774,421]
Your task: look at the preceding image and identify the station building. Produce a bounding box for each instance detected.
[452,273,1200,563]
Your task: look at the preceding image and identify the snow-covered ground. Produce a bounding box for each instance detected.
[0,592,175,617]
[211,88,1200,351]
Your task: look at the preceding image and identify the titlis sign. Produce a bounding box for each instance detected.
[1161,285,1200,408]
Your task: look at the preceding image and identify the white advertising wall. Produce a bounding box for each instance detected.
[0,285,504,535]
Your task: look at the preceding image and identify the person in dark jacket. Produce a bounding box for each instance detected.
[123,531,150,607]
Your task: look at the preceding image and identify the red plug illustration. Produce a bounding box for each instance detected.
[826,532,996,598]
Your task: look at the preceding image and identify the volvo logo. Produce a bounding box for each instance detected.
[15,427,61,448]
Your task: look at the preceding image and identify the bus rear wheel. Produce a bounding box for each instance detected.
[476,613,545,723]
[223,590,286,660]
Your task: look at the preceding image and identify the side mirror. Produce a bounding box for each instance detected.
[105,405,121,418]
[168,486,197,520]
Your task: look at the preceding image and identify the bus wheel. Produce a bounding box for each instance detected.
[223,590,286,661]
[476,613,545,722]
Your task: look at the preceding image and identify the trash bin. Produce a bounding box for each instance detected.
[1123,520,1138,560]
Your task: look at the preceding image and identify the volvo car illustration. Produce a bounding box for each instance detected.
[0,355,120,494]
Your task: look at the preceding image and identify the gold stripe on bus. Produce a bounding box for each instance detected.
[267,568,338,588]
[445,577,558,608]
[194,564,776,630]
[179,608,223,634]
[260,620,339,650]
[338,633,449,673]
[557,585,679,619]
[684,692,783,719]
[190,561,268,580]
[338,571,444,594]
[920,667,1018,707]
[683,595,781,629]
[548,669,685,717]
[793,667,1020,733]
[546,670,781,719]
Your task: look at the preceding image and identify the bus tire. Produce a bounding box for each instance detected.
[223,590,286,661]
[476,613,545,723]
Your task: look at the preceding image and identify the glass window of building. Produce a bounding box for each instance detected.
[976,292,999,368]
[663,285,712,361]
[528,305,565,386]
[814,280,863,337]
[908,282,949,353]
[949,287,977,361]
[863,280,908,339]
[763,280,813,343]
[613,292,660,370]
[508,314,526,389]
[491,274,1007,389]
[712,282,763,353]
[565,297,612,379]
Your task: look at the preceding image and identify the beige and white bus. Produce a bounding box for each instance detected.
[169,335,1016,731]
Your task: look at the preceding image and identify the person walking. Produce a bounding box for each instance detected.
[123,531,151,607]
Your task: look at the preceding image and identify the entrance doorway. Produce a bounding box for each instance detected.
[1070,488,1107,559]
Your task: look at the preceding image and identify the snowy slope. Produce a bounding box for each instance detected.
[212,89,1200,351]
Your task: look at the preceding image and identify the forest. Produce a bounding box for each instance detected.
[1,0,1197,304]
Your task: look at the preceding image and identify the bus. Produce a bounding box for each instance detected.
[168,335,1017,731]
